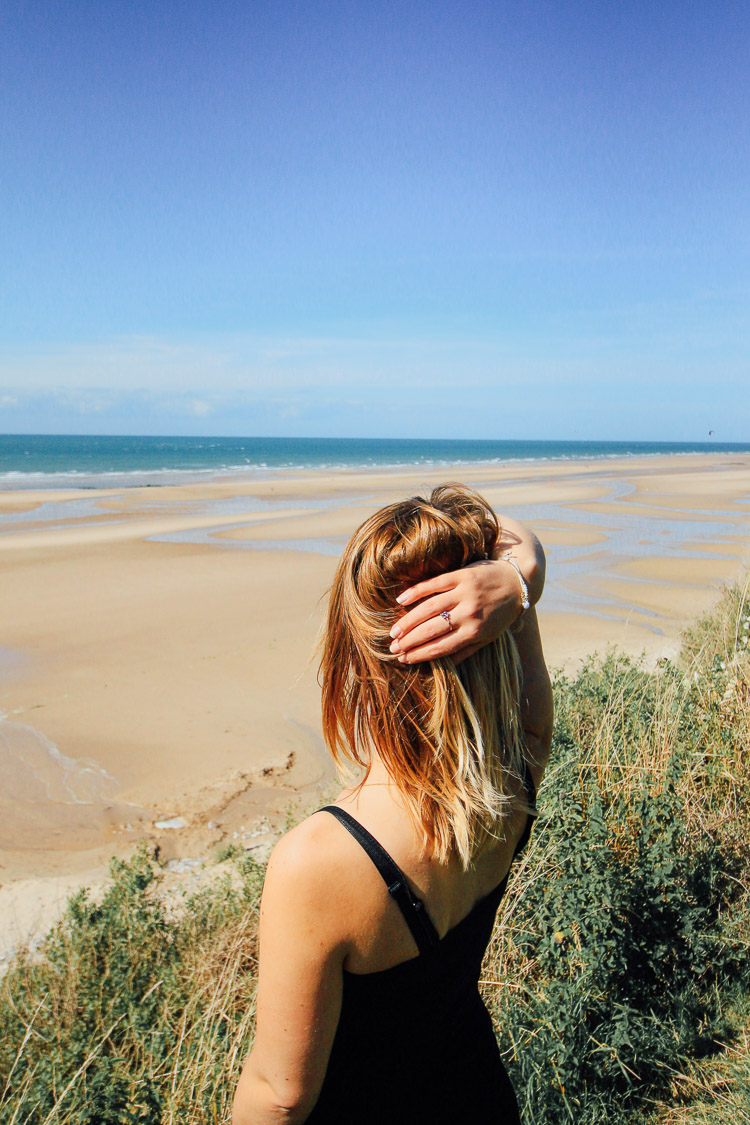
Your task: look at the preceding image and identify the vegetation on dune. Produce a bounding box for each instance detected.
[1,582,749,1124]
[0,854,264,1124]
[486,578,750,1124]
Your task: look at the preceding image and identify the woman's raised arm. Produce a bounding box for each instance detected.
[512,605,553,782]
[389,516,545,665]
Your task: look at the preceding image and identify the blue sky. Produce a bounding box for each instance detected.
[1,0,748,439]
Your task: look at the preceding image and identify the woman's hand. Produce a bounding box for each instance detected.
[389,516,545,665]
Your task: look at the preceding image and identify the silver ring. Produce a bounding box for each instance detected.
[440,610,453,633]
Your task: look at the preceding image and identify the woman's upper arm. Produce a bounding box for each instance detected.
[513,607,553,774]
[494,515,546,606]
[237,822,348,1117]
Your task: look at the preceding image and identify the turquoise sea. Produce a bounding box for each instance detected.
[1,434,749,489]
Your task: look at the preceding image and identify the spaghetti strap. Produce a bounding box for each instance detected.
[521,757,537,807]
[514,758,538,858]
[320,805,440,955]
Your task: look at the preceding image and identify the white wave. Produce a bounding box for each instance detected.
[0,720,119,806]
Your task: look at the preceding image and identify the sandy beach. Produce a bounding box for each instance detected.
[1,451,749,957]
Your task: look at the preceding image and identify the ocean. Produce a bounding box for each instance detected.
[1,434,749,489]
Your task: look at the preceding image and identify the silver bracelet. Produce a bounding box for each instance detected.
[501,552,530,612]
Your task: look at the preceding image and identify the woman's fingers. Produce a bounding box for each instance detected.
[390,608,460,655]
[390,592,456,641]
[396,572,458,608]
[396,636,481,665]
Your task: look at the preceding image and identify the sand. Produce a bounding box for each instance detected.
[1,451,749,958]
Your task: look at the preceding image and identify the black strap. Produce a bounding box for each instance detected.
[521,757,538,808]
[320,805,440,955]
[514,759,538,858]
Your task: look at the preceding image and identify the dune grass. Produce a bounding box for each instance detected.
[1,581,749,1124]
[484,577,750,1124]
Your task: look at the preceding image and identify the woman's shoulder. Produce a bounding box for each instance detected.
[266,810,347,890]
[261,809,369,949]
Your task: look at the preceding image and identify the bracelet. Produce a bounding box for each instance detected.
[501,552,530,613]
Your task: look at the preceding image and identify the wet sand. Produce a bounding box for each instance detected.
[1,452,749,957]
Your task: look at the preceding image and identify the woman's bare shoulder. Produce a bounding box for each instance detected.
[266,812,347,887]
[261,810,370,944]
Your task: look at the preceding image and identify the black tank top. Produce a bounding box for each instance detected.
[304,763,537,1125]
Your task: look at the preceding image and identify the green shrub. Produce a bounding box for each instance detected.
[484,584,750,1124]
[0,850,263,1123]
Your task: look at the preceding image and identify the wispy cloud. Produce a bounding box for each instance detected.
[0,329,542,394]
[0,326,747,439]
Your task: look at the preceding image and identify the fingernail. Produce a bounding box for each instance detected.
[396,593,408,605]
[390,624,402,638]
[389,641,401,654]
[398,653,407,663]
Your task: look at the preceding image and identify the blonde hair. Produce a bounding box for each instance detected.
[319,484,527,869]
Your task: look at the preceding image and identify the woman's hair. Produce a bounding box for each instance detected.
[319,483,526,869]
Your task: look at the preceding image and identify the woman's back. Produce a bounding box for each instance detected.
[299,757,540,1124]
[308,755,542,977]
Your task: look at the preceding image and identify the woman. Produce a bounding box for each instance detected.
[233,484,553,1124]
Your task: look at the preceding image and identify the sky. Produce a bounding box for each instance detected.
[1,0,748,440]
